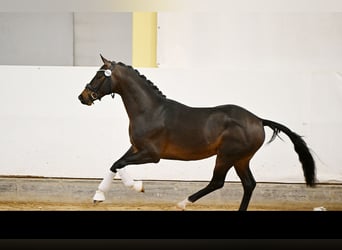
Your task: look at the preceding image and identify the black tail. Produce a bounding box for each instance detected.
[262,119,316,187]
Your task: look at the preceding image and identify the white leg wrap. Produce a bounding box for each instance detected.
[117,169,144,192]
[98,171,116,193]
[93,171,116,202]
[132,180,144,192]
[117,169,135,187]
[93,190,106,202]
[177,198,191,210]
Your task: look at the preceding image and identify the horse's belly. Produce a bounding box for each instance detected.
[161,141,218,161]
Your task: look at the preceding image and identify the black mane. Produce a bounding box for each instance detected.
[117,62,166,98]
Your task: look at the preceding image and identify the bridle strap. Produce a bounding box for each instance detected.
[85,61,116,100]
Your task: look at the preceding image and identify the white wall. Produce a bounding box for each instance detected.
[157,12,342,71]
[0,65,341,183]
[73,12,132,66]
[0,10,341,183]
[0,12,132,66]
[0,13,74,65]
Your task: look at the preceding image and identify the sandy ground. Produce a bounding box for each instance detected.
[0,201,340,211]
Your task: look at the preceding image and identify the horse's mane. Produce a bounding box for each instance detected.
[117,62,166,98]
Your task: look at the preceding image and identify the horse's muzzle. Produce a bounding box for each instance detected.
[78,94,92,106]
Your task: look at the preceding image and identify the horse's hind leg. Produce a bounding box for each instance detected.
[234,159,256,211]
[177,156,233,210]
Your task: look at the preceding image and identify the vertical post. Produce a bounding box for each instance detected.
[132,12,157,67]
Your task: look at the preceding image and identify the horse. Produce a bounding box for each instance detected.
[78,54,316,211]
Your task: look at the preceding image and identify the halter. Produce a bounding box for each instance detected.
[85,62,116,100]
[98,69,112,77]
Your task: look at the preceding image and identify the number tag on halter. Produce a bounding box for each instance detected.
[104,69,112,77]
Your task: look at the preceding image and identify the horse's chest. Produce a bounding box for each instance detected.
[128,119,165,144]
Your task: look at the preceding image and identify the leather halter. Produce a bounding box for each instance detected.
[85,62,115,100]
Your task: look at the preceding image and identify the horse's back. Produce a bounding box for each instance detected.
[159,100,265,160]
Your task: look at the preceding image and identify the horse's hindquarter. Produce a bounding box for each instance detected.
[160,103,264,160]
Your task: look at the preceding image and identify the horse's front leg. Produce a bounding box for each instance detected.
[93,146,160,203]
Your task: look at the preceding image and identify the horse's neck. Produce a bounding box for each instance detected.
[118,74,163,120]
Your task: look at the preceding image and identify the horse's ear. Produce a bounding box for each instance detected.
[100,54,110,64]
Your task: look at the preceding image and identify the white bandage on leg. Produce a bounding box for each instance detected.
[177,198,191,210]
[117,169,135,187]
[117,169,144,192]
[98,171,116,193]
[93,190,106,202]
[132,180,144,192]
[93,171,116,202]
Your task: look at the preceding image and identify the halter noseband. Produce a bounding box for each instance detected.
[85,62,115,100]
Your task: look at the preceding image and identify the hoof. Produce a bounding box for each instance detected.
[176,202,186,210]
[132,180,144,192]
[93,190,106,203]
[313,206,327,211]
[176,198,190,210]
[93,200,103,205]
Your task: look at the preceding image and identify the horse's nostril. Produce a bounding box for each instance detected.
[78,95,87,104]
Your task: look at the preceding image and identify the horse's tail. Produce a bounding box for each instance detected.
[262,119,316,187]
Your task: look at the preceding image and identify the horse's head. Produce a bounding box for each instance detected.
[78,54,117,105]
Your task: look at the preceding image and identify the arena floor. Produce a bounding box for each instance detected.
[0,200,341,211]
[1,177,341,211]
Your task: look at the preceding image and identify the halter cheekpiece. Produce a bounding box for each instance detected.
[85,62,116,100]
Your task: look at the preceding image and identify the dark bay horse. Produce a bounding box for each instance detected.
[78,55,316,211]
